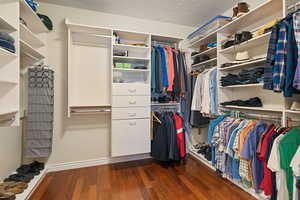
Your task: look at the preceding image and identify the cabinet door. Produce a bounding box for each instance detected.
[112,96,150,108]
[112,107,150,120]
[111,119,150,157]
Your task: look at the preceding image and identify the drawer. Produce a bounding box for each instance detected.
[112,107,150,120]
[112,96,150,108]
[111,119,151,157]
[112,83,150,96]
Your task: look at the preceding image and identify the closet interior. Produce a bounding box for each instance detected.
[1,0,300,200]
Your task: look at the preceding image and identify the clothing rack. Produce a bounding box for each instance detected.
[151,40,177,48]
[220,109,282,123]
[151,102,181,112]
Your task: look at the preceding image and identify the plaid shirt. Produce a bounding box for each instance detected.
[293,12,300,90]
[273,22,288,92]
[264,25,279,90]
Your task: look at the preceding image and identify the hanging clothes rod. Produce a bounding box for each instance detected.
[71,109,111,114]
[221,109,282,122]
[0,116,16,123]
[151,40,177,48]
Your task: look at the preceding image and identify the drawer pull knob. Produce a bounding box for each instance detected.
[128,113,137,117]
[129,122,136,126]
[128,89,136,93]
[129,101,136,104]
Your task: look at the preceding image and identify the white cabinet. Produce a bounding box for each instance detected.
[111,119,151,157]
[112,95,150,108]
[112,83,150,96]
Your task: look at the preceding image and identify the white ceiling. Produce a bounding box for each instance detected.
[36,0,234,27]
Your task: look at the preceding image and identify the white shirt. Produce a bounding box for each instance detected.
[201,69,212,114]
[267,135,289,200]
[191,73,203,111]
[290,147,300,200]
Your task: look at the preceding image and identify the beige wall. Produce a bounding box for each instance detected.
[36,2,195,166]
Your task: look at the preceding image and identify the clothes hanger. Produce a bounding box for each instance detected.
[152,113,162,124]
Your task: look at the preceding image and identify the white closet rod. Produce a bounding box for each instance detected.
[0,116,16,123]
[71,109,111,114]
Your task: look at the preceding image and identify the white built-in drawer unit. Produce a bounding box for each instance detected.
[112,95,150,107]
[112,83,150,96]
[112,107,150,120]
[111,118,151,157]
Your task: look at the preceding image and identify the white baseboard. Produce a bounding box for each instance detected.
[47,153,151,172]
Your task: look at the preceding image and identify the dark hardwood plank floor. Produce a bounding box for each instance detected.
[30,157,257,200]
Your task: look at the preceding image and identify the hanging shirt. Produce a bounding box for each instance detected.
[201,70,211,114]
[268,134,289,200]
[173,113,185,158]
[279,128,300,199]
[158,47,169,87]
[191,73,203,111]
[209,67,218,115]
[273,21,288,92]
[241,121,269,191]
[151,48,157,91]
[293,12,300,90]
[165,46,175,92]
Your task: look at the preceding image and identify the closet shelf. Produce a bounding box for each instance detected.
[192,47,217,59]
[189,29,218,49]
[72,32,111,46]
[113,56,150,62]
[222,105,284,112]
[113,44,149,50]
[20,23,45,48]
[0,47,17,66]
[191,58,217,68]
[0,80,18,85]
[219,57,266,71]
[20,0,49,34]
[20,39,45,61]
[219,32,271,54]
[189,148,216,170]
[0,16,17,32]
[113,68,150,72]
[70,105,111,115]
[285,110,300,114]
[220,83,263,88]
[151,102,180,106]
[218,0,282,34]
[0,110,18,123]
[15,169,46,200]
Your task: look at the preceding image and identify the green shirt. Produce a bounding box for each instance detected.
[279,128,300,199]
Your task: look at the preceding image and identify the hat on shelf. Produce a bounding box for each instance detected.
[237,2,249,17]
[290,101,300,111]
[235,51,250,61]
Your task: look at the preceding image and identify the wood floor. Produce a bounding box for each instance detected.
[30,157,257,200]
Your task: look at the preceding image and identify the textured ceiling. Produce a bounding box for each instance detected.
[36,0,234,27]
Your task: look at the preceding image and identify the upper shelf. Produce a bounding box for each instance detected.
[20,39,45,61]
[218,0,282,34]
[0,46,17,66]
[20,0,49,34]
[219,57,266,71]
[189,29,218,49]
[192,47,217,59]
[219,32,271,54]
[113,56,150,62]
[113,44,149,50]
[20,23,45,48]
[66,20,112,36]
[71,32,111,46]
[0,16,17,32]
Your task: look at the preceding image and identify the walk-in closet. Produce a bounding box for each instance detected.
[0,0,300,200]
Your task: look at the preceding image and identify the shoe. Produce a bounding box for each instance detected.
[291,101,300,111]
[4,174,33,183]
[0,189,15,200]
[237,2,249,17]
[0,182,27,195]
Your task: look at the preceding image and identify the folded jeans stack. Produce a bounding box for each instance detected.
[221,97,263,107]
[0,32,15,53]
[221,67,264,86]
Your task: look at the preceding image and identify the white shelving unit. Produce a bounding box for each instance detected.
[192,47,217,58]
[0,1,20,127]
[219,57,266,71]
[113,56,150,62]
[220,83,263,88]
[192,58,217,68]
[20,23,44,48]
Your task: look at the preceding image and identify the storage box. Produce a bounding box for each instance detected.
[188,15,231,43]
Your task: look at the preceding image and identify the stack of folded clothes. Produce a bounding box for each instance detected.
[0,161,44,199]
[220,67,264,86]
[221,97,263,107]
[0,32,15,53]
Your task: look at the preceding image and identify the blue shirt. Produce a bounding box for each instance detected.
[158,47,169,87]
[241,121,269,191]
[209,68,218,115]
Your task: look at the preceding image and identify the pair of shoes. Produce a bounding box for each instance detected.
[4,174,33,183]
[0,182,28,195]
[234,31,252,45]
[232,2,249,19]
[17,161,44,176]
[0,189,15,200]
[194,143,205,150]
